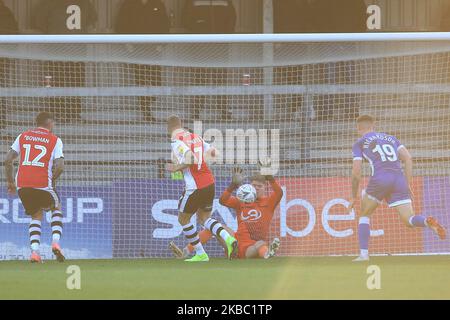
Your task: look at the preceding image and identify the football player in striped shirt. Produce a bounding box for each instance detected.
[4,112,65,263]
[166,115,238,262]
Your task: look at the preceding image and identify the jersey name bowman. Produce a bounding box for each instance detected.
[11,128,64,190]
[171,129,214,190]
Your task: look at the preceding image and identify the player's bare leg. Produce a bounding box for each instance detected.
[245,241,270,259]
[245,244,260,259]
[353,194,379,262]
[29,210,43,263]
[179,212,209,262]
[198,208,238,259]
[395,203,446,240]
[50,205,65,262]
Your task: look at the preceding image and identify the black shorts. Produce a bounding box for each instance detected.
[18,188,60,216]
[178,183,215,215]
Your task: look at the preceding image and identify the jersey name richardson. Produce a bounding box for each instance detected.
[362,133,397,149]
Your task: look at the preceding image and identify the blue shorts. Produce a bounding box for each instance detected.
[365,171,411,208]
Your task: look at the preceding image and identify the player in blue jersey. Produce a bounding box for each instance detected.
[349,115,446,261]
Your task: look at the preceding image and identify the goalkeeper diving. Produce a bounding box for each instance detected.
[170,160,282,259]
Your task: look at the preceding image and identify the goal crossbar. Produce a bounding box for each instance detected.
[0,32,450,44]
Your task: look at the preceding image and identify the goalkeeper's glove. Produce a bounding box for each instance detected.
[229,167,244,191]
[259,158,275,181]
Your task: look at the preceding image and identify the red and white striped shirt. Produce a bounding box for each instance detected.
[171,129,214,190]
[11,127,64,190]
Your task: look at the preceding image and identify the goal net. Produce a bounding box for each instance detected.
[0,34,449,260]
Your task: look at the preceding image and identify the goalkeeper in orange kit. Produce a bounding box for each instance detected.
[170,161,282,259]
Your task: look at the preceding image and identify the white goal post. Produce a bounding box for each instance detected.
[0,33,449,260]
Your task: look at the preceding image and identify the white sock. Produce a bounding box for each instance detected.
[29,219,41,253]
[31,242,40,253]
[193,242,205,255]
[51,210,63,244]
[219,229,231,241]
[52,233,61,243]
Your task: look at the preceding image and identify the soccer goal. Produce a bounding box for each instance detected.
[0,33,449,260]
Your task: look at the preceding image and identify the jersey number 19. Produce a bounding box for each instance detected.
[372,144,397,162]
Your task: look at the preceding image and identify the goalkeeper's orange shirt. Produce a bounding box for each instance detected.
[219,180,283,242]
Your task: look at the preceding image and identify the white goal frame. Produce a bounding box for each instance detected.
[0,32,449,260]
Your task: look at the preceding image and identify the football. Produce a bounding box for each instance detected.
[236,184,257,203]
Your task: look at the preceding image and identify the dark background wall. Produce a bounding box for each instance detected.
[1,0,449,34]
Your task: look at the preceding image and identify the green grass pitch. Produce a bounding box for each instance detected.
[0,256,449,299]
